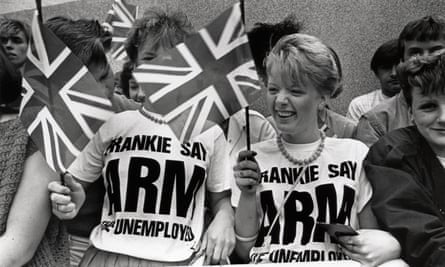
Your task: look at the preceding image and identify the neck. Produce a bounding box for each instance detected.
[281,128,321,144]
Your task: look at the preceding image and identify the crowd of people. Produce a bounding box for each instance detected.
[0,5,444,267]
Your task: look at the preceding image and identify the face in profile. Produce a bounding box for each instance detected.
[266,63,322,143]
[411,87,445,156]
[128,77,145,103]
[136,36,169,65]
[403,39,445,61]
[88,61,114,93]
[0,31,28,69]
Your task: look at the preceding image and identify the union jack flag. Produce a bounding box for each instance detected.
[20,12,115,173]
[104,0,138,60]
[133,3,261,142]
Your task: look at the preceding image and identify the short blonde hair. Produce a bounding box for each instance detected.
[266,33,340,97]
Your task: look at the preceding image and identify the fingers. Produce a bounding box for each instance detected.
[48,181,70,195]
[63,173,83,193]
[237,150,257,163]
[200,230,235,265]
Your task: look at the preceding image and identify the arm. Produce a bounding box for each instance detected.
[0,151,56,266]
[339,202,402,267]
[234,150,261,262]
[346,100,361,123]
[353,114,384,147]
[200,190,235,264]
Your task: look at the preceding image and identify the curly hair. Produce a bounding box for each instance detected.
[397,48,445,106]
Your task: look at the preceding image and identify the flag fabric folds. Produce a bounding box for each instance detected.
[133,2,262,142]
[105,0,138,61]
[20,12,115,173]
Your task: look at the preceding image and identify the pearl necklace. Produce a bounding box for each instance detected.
[276,130,326,165]
[141,108,167,124]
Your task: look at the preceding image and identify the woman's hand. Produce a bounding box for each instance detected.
[48,173,86,220]
[198,210,235,265]
[338,229,401,267]
[234,150,261,194]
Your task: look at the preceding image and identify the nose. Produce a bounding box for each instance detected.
[136,88,146,102]
[275,90,289,106]
[390,65,397,78]
[4,39,13,50]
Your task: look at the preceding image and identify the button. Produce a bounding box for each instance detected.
[440,208,445,215]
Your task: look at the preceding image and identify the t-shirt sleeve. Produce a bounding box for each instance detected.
[258,117,277,141]
[353,114,382,147]
[355,142,372,213]
[346,99,361,123]
[68,116,116,183]
[206,126,232,193]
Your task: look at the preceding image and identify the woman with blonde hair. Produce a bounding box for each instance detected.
[233,33,406,266]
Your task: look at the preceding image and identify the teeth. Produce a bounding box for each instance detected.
[277,111,294,117]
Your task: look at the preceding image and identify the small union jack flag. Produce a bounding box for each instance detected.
[133,3,262,142]
[20,12,115,173]
[104,0,138,60]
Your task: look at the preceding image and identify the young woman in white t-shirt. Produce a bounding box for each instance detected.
[233,33,407,267]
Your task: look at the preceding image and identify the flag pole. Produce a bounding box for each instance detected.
[35,0,43,23]
[240,0,251,151]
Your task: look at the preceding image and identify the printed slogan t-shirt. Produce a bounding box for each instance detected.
[248,137,372,263]
[68,108,231,262]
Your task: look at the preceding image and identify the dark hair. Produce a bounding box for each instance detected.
[397,48,445,106]
[125,8,193,63]
[0,45,21,104]
[0,18,31,43]
[45,16,112,71]
[370,39,399,74]
[398,16,445,60]
[119,61,134,98]
[247,14,302,82]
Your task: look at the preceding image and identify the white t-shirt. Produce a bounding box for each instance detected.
[347,89,389,123]
[247,137,372,263]
[68,108,231,262]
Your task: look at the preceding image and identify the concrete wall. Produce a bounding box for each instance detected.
[3,0,445,115]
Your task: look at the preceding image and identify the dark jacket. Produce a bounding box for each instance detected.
[364,126,445,267]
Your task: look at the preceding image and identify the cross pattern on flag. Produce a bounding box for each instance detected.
[105,0,138,60]
[20,12,115,173]
[133,3,262,142]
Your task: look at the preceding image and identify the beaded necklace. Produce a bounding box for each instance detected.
[276,130,326,165]
[141,108,167,124]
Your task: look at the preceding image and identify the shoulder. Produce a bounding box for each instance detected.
[366,126,420,162]
[252,138,279,154]
[350,91,378,105]
[362,94,400,120]
[325,137,368,153]
[371,126,419,152]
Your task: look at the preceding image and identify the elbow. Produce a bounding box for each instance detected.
[0,239,40,266]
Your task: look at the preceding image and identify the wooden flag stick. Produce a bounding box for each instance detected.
[240,0,251,151]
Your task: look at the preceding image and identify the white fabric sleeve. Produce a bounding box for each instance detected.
[68,115,116,183]
[206,127,232,193]
[355,142,373,212]
[346,99,361,123]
